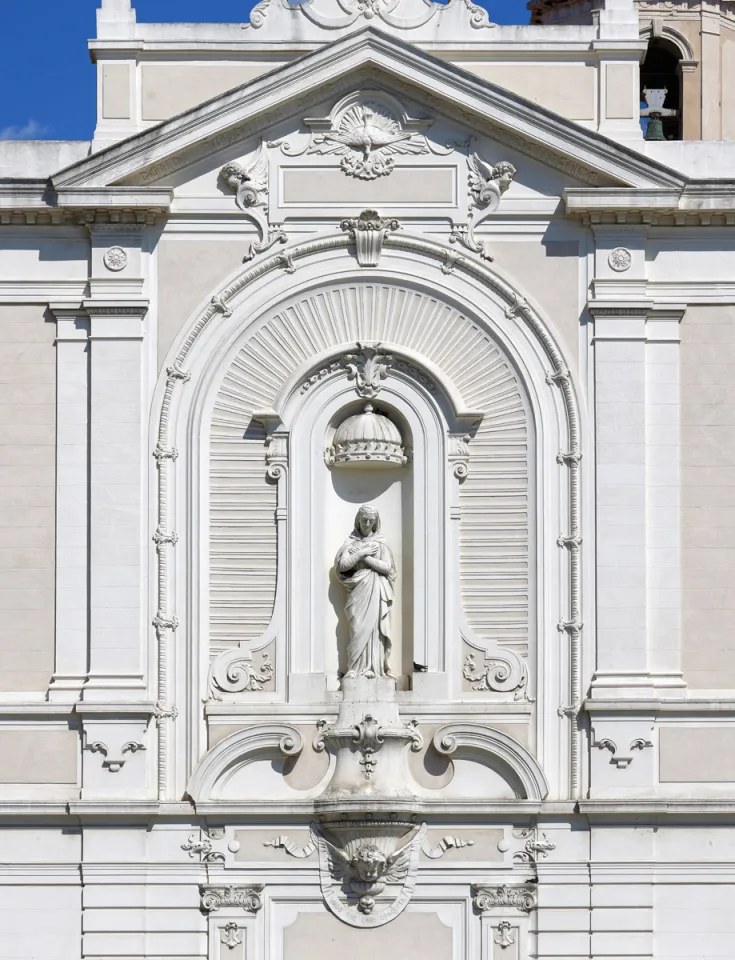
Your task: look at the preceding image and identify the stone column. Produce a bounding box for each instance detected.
[48,304,90,702]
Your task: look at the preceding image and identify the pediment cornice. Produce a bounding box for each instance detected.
[52,28,685,194]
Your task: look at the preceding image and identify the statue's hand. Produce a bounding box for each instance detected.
[364,540,380,556]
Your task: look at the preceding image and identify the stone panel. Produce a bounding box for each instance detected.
[283,909,453,960]
[0,729,78,783]
[681,306,735,688]
[0,306,56,693]
[659,726,735,783]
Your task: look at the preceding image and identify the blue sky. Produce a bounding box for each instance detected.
[0,0,532,141]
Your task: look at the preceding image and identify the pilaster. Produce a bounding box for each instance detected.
[83,299,148,701]
[48,304,90,702]
[589,229,686,700]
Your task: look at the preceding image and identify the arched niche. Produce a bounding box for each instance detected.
[152,238,583,800]
[260,357,472,697]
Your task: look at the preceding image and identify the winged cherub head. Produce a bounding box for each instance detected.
[351,844,388,883]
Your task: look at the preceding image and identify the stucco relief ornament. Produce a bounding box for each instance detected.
[219,143,287,261]
[271,0,493,32]
[451,153,517,257]
[462,635,532,701]
[344,343,393,398]
[207,643,274,700]
[608,247,633,272]
[309,102,428,179]
[341,210,400,267]
[316,821,427,927]
[103,245,128,271]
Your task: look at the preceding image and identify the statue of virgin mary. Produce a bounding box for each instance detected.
[335,505,397,679]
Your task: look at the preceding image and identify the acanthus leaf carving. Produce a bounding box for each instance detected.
[344,342,394,398]
[207,643,274,700]
[449,434,471,480]
[220,922,243,950]
[314,713,423,782]
[340,211,400,267]
[182,829,226,863]
[462,638,532,701]
[494,921,517,949]
[512,826,556,864]
[219,142,288,261]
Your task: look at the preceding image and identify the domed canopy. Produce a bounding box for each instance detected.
[327,404,408,468]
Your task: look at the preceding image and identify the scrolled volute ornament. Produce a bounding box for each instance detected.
[200,885,264,914]
[473,884,537,914]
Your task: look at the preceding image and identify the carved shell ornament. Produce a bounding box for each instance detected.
[308,102,429,180]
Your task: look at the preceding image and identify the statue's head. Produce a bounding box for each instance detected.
[355,504,380,538]
[352,844,387,882]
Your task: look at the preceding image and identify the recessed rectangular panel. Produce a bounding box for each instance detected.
[281,166,456,207]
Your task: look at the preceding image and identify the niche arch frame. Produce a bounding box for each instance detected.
[150,232,585,802]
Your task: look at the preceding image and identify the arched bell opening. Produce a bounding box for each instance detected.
[641,37,682,141]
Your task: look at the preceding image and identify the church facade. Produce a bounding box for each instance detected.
[1,1,735,958]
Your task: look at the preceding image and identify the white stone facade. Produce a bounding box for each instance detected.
[2,1,735,958]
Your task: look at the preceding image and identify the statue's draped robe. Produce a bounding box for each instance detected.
[335,533,396,677]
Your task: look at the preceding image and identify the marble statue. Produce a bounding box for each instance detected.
[335,505,397,679]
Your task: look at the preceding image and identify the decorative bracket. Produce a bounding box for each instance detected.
[450,152,516,256]
[341,210,400,267]
[87,739,145,774]
[594,736,653,769]
[220,143,287,261]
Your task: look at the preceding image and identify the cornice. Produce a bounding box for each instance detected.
[585,698,735,714]
[566,184,735,224]
[0,183,171,226]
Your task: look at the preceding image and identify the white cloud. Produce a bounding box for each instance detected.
[0,119,50,140]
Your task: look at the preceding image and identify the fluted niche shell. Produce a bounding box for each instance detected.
[327,404,408,467]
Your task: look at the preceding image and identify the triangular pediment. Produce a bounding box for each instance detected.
[53,28,685,197]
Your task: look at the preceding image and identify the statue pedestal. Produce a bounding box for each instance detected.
[313,675,422,814]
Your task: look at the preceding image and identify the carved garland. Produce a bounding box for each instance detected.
[153,227,582,798]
